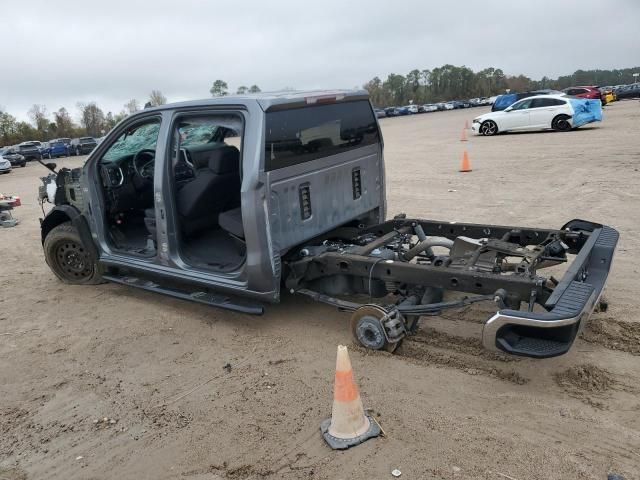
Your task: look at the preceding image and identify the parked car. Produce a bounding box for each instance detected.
[422,104,438,112]
[405,105,419,114]
[599,88,615,105]
[441,102,454,110]
[49,140,70,158]
[35,89,617,359]
[70,137,97,156]
[39,142,52,159]
[16,142,42,161]
[384,107,398,117]
[491,90,561,112]
[374,108,386,119]
[395,106,410,115]
[472,94,602,135]
[0,156,11,174]
[562,86,603,104]
[56,137,72,148]
[614,83,640,99]
[0,147,26,167]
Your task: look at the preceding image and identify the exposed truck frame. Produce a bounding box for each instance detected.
[37,90,618,359]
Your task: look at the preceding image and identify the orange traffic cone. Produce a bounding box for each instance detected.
[321,345,380,449]
[460,127,468,142]
[459,150,472,172]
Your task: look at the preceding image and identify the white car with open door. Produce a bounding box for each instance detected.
[472,94,576,135]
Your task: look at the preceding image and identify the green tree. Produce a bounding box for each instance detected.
[0,111,18,145]
[236,86,248,94]
[248,85,261,93]
[210,80,228,97]
[53,107,75,138]
[78,102,106,137]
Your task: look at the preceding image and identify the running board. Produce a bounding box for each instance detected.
[102,274,264,315]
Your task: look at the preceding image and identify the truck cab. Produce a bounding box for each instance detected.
[40,90,385,307]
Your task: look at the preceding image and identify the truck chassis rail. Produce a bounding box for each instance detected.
[286,217,618,358]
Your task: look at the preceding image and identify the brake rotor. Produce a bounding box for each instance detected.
[350,305,402,353]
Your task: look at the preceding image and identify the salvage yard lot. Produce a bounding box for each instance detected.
[1,101,640,479]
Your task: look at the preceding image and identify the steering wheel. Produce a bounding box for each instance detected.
[133,149,156,180]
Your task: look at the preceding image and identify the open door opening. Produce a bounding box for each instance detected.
[166,113,246,272]
[97,117,161,256]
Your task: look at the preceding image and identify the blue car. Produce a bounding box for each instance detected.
[49,140,70,158]
[39,142,52,159]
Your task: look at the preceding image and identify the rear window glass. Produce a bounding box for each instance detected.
[264,100,379,171]
[80,137,95,142]
[531,98,565,108]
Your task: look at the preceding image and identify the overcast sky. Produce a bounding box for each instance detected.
[1,0,638,122]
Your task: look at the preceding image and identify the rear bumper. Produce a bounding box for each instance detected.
[482,223,618,358]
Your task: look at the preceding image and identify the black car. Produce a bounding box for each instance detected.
[16,142,42,161]
[615,84,640,99]
[70,137,97,156]
[0,148,27,167]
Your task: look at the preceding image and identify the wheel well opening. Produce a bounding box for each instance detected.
[41,210,71,244]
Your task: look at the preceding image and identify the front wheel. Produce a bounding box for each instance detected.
[552,115,572,132]
[479,120,498,136]
[44,223,104,284]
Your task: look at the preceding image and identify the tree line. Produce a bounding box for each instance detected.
[2,66,637,146]
[363,65,640,107]
[0,81,262,146]
[0,90,168,147]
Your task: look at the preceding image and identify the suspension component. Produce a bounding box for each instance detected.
[350,305,407,353]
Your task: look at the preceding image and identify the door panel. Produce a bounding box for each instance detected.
[500,110,530,130]
[529,107,557,128]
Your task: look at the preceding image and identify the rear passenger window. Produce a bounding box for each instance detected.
[264,100,379,171]
[531,98,564,108]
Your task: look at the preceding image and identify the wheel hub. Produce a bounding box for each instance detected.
[350,305,406,352]
[56,242,91,278]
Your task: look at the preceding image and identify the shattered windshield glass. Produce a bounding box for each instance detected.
[102,121,161,162]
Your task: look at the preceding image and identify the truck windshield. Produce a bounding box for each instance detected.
[102,121,160,162]
[264,100,379,171]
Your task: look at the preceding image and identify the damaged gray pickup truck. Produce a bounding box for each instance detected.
[38,90,618,358]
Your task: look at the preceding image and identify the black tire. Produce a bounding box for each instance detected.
[43,223,105,285]
[76,147,81,156]
[552,114,572,132]
[479,120,498,136]
[20,162,26,168]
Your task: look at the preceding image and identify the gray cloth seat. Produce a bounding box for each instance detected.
[143,145,241,238]
[218,207,244,238]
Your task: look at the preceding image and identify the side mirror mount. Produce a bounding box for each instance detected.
[504,106,513,112]
[45,162,57,172]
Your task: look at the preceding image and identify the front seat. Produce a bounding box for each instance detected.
[176,145,241,237]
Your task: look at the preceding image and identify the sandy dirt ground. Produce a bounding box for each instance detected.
[1,100,640,480]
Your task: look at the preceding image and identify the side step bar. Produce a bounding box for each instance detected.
[102,274,264,315]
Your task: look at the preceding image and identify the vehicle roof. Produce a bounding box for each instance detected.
[516,94,568,100]
[131,89,370,116]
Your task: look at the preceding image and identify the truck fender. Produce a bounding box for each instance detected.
[40,205,99,260]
